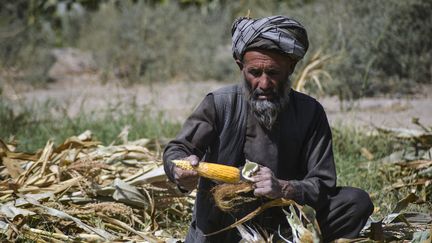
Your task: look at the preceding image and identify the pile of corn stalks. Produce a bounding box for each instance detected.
[0,130,192,242]
[375,121,432,203]
[1,124,431,242]
[360,122,432,242]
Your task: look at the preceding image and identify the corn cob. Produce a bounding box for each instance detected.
[172,160,240,183]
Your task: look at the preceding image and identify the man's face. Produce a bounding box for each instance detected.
[239,49,296,100]
[237,49,296,130]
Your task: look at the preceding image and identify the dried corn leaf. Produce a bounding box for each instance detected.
[22,225,104,242]
[0,132,187,241]
[2,158,23,179]
[54,136,100,153]
[206,198,296,236]
[77,130,92,141]
[0,221,8,232]
[411,228,431,243]
[237,224,271,243]
[403,212,431,224]
[376,127,432,147]
[112,178,148,208]
[285,205,321,243]
[396,160,432,170]
[0,139,38,161]
[392,193,419,214]
[99,214,162,242]
[7,192,53,207]
[127,166,167,185]
[21,194,115,240]
[362,193,431,241]
[0,204,35,218]
[293,49,333,93]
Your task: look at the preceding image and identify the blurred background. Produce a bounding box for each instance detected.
[1,0,431,147]
[0,1,431,240]
[1,0,431,94]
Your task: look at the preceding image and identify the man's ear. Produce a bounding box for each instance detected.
[235,59,244,71]
[287,61,297,75]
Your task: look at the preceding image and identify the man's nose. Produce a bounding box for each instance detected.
[258,74,272,90]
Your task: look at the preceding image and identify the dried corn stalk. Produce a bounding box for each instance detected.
[293,49,333,93]
[0,130,191,242]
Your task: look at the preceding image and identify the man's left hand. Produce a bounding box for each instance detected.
[250,166,283,199]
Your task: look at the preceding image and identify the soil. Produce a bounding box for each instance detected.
[5,80,432,130]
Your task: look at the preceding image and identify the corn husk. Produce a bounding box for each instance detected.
[0,130,190,242]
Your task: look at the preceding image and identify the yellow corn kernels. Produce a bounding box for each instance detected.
[172,160,240,183]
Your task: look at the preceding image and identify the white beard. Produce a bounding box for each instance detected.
[245,79,291,131]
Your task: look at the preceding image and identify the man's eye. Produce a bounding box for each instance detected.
[249,70,261,77]
[267,70,280,76]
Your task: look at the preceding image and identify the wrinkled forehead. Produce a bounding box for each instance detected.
[242,49,296,66]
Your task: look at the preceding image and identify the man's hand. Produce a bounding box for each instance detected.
[250,166,284,199]
[173,155,199,192]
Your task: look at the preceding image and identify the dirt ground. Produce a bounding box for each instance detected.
[5,80,432,130]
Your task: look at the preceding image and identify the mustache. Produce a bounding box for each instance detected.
[251,87,278,99]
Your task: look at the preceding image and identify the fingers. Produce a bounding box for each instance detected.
[251,177,273,192]
[173,156,200,191]
[256,166,272,174]
[253,179,272,188]
[184,155,199,166]
[253,183,281,199]
[174,167,199,191]
[253,187,276,198]
[250,166,273,183]
[174,166,198,180]
[250,173,272,183]
[250,165,281,198]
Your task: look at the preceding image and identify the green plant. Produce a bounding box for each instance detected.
[0,98,180,152]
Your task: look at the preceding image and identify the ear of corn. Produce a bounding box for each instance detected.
[172,160,240,183]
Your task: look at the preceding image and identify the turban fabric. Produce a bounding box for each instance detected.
[231,15,309,61]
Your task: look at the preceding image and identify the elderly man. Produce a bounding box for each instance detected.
[163,15,373,242]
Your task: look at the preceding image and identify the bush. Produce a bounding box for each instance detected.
[294,0,432,98]
[373,1,432,84]
[77,1,236,84]
[0,0,89,85]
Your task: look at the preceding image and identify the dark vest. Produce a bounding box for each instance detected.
[205,84,247,165]
[187,84,248,242]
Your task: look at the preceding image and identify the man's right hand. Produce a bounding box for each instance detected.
[173,155,199,192]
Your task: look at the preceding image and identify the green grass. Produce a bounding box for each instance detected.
[333,126,393,217]
[333,125,431,218]
[0,100,181,152]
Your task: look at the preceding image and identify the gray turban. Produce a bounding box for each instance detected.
[231,15,309,61]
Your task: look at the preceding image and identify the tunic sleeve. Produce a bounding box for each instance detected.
[163,94,218,183]
[289,103,336,210]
